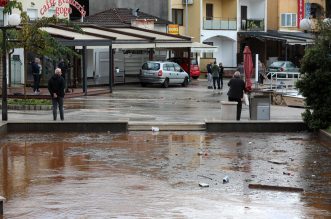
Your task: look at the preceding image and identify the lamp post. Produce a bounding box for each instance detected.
[2,13,21,121]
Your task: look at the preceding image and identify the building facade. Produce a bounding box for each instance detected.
[170,0,328,69]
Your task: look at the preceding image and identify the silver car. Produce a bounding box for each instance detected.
[139,61,190,88]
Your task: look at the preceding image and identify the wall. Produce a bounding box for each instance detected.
[267,0,279,30]
[222,0,236,19]
[89,0,169,20]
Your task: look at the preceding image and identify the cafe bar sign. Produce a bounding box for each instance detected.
[41,0,86,17]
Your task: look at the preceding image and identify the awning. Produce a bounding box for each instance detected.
[238,31,315,45]
[190,42,218,53]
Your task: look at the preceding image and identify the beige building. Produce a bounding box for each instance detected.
[170,0,327,68]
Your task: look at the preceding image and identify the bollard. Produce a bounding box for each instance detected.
[0,196,5,215]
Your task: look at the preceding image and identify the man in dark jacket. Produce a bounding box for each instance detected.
[48,68,65,121]
[227,71,247,120]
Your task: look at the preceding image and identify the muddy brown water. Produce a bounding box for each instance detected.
[0,131,330,218]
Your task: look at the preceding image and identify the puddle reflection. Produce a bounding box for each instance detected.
[0,132,330,218]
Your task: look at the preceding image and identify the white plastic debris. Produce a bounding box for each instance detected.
[223,176,229,184]
[151,127,159,132]
[199,183,209,187]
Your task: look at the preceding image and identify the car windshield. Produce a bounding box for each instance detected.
[191,60,198,65]
[270,62,284,67]
[142,62,160,70]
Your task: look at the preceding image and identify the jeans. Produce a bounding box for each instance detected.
[33,74,40,92]
[52,97,64,120]
[218,74,223,88]
[213,77,220,89]
[228,97,242,120]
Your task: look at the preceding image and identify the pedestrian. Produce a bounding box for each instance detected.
[31,57,41,94]
[258,60,266,84]
[218,62,224,89]
[48,68,65,121]
[206,62,213,89]
[58,59,69,92]
[237,62,244,77]
[227,71,247,121]
[211,61,220,90]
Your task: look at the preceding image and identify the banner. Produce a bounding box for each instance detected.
[168,24,179,35]
[298,0,305,27]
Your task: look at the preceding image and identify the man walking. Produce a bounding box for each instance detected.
[227,71,247,121]
[48,68,65,121]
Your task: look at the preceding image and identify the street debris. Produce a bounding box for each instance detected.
[197,175,213,180]
[248,184,304,192]
[199,183,209,187]
[151,127,159,132]
[223,176,229,184]
[282,172,292,176]
[272,149,287,153]
[268,160,288,165]
[197,151,203,156]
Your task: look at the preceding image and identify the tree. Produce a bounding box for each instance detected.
[296,20,331,130]
[1,1,81,94]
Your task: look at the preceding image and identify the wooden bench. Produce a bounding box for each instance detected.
[0,196,5,215]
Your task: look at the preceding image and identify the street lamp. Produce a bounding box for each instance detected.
[2,13,21,121]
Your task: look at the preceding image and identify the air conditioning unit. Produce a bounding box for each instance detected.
[182,0,193,5]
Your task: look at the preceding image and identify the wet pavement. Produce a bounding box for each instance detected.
[0,131,330,218]
[3,79,305,123]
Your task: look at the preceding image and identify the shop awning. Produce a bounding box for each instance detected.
[190,42,218,53]
[238,31,315,45]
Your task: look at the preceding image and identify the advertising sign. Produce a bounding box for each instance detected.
[298,0,305,27]
[40,0,86,17]
[168,24,179,35]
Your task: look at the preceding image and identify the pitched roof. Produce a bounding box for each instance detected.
[83,8,171,27]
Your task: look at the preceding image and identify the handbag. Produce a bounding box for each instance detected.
[243,93,249,106]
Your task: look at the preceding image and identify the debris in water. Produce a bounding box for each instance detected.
[268,160,288,165]
[151,127,159,132]
[199,183,209,187]
[223,176,229,184]
[248,184,304,192]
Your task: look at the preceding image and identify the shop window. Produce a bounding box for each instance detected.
[27,8,38,21]
[172,9,183,26]
[281,13,297,27]
[48,8,56,17]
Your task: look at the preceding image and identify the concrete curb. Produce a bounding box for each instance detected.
[205,120,308,132]
[318,129,331,146]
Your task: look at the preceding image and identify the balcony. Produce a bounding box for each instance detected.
[240,19,264,31]
[203,17,237,30]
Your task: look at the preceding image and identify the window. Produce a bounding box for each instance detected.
[172,9,183,26]
[281,13,297,27]
[27,8,38,21]
[206,4,213,20]
[48,8,56,17]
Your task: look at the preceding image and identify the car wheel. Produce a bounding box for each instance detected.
[182,77,189,87]
[141,83,147,87]
[163,78,169,88]
[192,76,198,79]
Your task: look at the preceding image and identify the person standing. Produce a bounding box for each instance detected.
[58,59,69,92]
[206,62,213,89]
[48,68,65,121]
[227,71,247,121]
[31,58,41,94]
[258,60,266,84]
[218,62,224,89]
[211,61,220,90]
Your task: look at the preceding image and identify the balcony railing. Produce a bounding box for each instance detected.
[240,19,264,31]
[203,17,237,30]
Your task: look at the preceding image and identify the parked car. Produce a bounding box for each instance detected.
[267,61,299,78]
[139,61,190,88]
[168,57,201,79]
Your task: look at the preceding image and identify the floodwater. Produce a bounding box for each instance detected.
[0,131,330,218]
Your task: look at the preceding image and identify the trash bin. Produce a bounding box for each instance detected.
[221,101,238,120]
[249,94,270,120]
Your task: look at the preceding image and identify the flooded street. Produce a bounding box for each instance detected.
[0,131,330,218]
